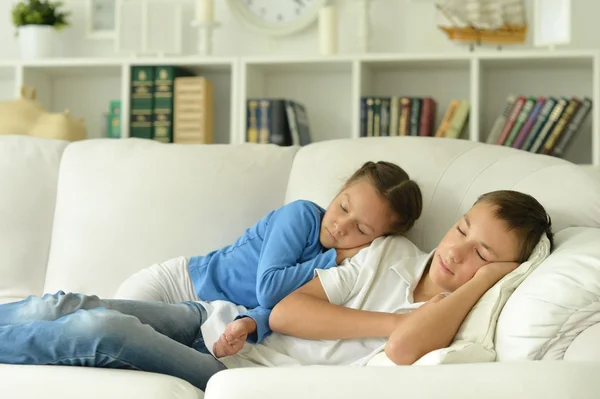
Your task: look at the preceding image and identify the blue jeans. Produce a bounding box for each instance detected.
[0,291,226,391]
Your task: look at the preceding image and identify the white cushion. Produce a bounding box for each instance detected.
[44,139,298,298]
[0,364,202,399]
[287,137,600,253]
[0,136,67,299]
[495,226,600,360]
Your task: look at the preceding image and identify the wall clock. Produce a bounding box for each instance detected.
[226,0,327,37]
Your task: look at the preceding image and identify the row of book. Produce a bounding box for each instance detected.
[486,95,592,157]
[130,66,214,144]
[359,97,470,139]
[246,99,312,146]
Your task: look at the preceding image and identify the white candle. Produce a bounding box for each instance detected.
[319,5,337,55]
[196,0,214,22]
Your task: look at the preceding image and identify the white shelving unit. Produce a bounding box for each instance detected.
[0,50,598,166]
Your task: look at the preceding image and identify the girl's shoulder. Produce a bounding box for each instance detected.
[270,199,325,228]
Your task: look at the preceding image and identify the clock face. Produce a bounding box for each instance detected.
[227,0,327,36]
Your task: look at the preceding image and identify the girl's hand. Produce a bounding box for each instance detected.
[212,317,256,358]
[335,243,370,264]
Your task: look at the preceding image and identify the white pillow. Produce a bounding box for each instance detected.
[366,233,552,367]
[495,226,600,361]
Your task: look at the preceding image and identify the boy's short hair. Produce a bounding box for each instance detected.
[474,190,554,262]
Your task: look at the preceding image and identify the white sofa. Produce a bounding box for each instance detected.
[1,135,600,399]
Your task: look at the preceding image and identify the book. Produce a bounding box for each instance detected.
[173,76,214,144]
[153,66,195,143]
[129,66,154,139]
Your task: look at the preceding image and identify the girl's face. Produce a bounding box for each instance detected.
[319,178,395,249]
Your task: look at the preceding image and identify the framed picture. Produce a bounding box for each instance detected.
[86,0,117,39]
[533,0,571,48]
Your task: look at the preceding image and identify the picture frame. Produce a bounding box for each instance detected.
[533,0,571,49]
[86,0,118,39]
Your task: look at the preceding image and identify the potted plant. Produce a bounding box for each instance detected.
[11,0,70,59]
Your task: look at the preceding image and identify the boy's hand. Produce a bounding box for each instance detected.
[475,261,520,287]
[212,317,257,359]
[335,243,370,264]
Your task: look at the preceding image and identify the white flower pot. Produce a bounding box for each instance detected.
[18,25,57,60]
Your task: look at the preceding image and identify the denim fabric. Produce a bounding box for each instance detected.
[0,291,226,391]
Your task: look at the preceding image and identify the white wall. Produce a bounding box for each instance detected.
[0,0,599,60]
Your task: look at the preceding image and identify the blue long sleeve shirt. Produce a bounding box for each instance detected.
[187,199,338,343]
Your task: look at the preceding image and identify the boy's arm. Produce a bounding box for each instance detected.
[269,276,402,340]
[384,261,519,365]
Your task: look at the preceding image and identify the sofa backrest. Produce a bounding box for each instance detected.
[0,136,68,302]
[43,139,298,298]
[285,136,600,252]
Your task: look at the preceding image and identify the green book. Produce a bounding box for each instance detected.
[108,100,121,138]
[153,66,195,143]
[130,66,154,139]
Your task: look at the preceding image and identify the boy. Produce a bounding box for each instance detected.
[212,189,554,367]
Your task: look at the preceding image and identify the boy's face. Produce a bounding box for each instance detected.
[430,201,521,292]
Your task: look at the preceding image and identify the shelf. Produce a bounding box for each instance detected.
[359,58,471,138]
[0,51,597,166]
[0,66,16,101]
[242,60,353,144]
[479,57,594,165]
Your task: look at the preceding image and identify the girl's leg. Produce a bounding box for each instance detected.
[0,306,225,391]
[113,256,197,303]
[0,291,204,348]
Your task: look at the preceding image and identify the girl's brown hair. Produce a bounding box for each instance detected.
[344,161,423,235]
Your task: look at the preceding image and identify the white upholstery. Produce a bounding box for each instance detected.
[285,137,600,252]
[0,136,68,299]
[43,139,298,297]
[204,362,600,399]
[496,227,600,361]
[1,135,600,399]
[0,365,202,399]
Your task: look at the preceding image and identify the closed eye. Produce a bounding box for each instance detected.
[456,226,465,236]
[476,250,487,262]
[340,204,347,213]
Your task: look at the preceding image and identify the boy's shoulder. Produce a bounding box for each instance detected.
[366,235,427,271]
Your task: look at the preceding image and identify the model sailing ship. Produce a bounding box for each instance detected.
[435,0,527,47]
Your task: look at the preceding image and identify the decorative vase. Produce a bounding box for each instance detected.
[18,25,57,60]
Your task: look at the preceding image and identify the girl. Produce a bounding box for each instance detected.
[0,160,422,390]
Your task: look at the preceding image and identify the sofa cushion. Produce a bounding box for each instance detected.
[0,365,202,399]
[0,136,68,299]
[44,139,298,298]
[286,137,600,253]
[495,226,600,360]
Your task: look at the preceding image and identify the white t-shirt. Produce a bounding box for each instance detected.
[199,235,433,369]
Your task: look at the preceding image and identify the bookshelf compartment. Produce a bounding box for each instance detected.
[0,67,16,101]
[242,60,353,144]
[479,56,594,165]
[22,65,123,139]
[129,61,234,144]
[359,58,472,138]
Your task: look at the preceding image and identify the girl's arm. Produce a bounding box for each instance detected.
[269,276,403,340]
[254,201,338,309]
[384,261,519,365]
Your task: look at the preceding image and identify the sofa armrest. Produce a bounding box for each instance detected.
[564,323,600,361]
[205,362,600,399]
